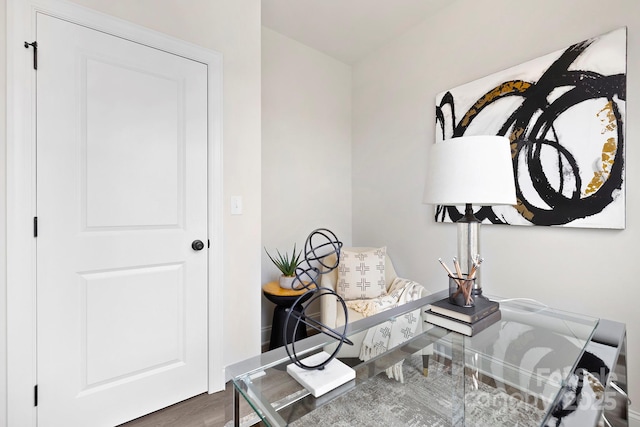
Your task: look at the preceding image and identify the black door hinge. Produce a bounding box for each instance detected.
[34,385,38,407]
[24,41,38,70]
[34,217,38,237]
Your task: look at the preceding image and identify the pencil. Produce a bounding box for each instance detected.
[453,257,463,279]
[438,258,456,278]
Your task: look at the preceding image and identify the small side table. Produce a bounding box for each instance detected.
[263,281,315,350]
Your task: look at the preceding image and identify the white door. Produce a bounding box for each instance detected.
[36,13,208,427]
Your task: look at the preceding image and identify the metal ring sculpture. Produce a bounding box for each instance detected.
[283,228,353,370]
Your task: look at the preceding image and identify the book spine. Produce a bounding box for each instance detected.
[470,304,498,323]
[469,311,502,335]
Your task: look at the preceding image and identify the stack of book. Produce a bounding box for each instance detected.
[425,296,501,336]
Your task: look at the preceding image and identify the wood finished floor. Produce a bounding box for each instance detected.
[119,383,261,427]
[119,355,356,427]
[120,341,315,426]
[120,343,276,427]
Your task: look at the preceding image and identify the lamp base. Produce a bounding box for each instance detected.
[472,288,489,300]
[457,203,482,294]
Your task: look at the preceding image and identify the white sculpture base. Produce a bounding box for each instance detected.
[286,351,355,397]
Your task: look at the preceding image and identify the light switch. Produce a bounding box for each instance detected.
[231,196,243,215]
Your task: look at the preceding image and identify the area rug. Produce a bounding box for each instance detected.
[285,355,546,427]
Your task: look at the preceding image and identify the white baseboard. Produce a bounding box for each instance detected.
[629,409,640,427]
[260,325,271,349]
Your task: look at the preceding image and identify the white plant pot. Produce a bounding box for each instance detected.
[279,275,296,289]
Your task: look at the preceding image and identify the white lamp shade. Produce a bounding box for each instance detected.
[423,135,517,206]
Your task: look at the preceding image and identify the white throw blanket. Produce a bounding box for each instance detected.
[346,277,426,382]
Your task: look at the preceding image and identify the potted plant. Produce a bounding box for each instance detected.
[265,244,302,289]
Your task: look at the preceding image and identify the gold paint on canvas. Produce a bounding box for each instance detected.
[598,101,617,134]
[514,198,535,221]
[585,138,617,196]
[460,81,531,128]
[510,128,524,158]
[585,102,618,196]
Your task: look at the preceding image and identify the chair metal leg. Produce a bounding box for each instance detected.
[422,354,429,376]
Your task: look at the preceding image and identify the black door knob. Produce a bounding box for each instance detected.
[192,240,205,251]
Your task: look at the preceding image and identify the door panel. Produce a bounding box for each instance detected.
[84,57,183,229]
[36,13,208,427]
[80,263,185,389]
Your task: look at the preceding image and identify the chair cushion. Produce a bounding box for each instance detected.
[336,247,387,300]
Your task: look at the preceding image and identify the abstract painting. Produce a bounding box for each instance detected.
[434,27,626,229]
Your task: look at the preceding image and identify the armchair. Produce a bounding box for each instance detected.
[319,247,431,374]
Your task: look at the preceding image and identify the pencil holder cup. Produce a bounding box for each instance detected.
[449,275,475,307]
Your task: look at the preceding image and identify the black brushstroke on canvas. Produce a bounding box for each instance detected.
[435,36,625,226]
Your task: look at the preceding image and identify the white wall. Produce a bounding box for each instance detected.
[261,28,352,343]
[352,0,639,411]
[0,0,7,424]
[1,2,261,418]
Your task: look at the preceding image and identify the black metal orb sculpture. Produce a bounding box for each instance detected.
[282,228,353,370]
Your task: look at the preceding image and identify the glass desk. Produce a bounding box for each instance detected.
[228,290,625,426]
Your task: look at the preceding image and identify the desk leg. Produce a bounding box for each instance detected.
[605,331,629,427]
[451,333,465,427]
[233,386,240,427]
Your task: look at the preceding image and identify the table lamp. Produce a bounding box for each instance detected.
[423,135,516,298]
